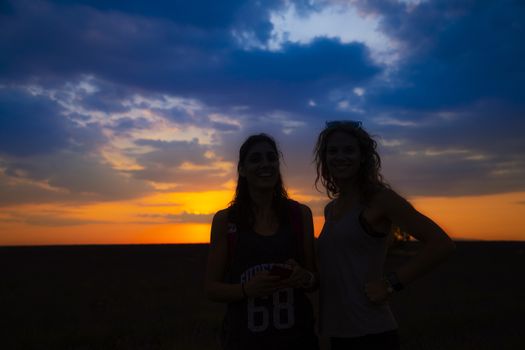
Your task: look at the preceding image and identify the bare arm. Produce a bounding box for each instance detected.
[300,203,319,291]
[204,209,244,302]
[379,189,455,286]
[284,203,319,291]
[365,189,455,303]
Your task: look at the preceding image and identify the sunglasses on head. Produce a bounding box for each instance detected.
[325,120,362,128]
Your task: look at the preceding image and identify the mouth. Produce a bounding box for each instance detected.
[332,163,352,170]
[257,171,274,178]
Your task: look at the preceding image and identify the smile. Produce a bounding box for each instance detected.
[257,172,274,177]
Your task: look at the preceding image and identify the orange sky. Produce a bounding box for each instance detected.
[1,190,524,246]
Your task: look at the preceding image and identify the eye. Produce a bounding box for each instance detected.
[326,147,338,155]
[343,146,356,154]
[247,153,262,163]
[266,152,278,162]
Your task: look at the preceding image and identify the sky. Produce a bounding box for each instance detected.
[1,0,524,245]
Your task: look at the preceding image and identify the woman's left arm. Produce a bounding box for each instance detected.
[365,189,455,303]
[284,204,318,291]
[379,188,456,286]
[301,203,318,290]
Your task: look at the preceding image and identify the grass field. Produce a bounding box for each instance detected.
[1,241,524,349]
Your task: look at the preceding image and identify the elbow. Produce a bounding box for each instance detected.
[445,234,456,253]
[205,281,225,302]
[424,234,455,261]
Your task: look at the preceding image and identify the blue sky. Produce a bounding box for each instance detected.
[1,0,524,241]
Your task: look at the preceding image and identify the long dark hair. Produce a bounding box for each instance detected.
[314,123,389,201]
[229,134,289,229]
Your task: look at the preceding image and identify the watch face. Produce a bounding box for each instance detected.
[383,278,394,294]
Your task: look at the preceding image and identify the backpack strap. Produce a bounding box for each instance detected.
[226,222,238,267]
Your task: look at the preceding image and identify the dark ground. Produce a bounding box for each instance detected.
[1,241,524,350]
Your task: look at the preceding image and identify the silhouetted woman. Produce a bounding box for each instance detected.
[314,121,455,349]
[206,133,319,350]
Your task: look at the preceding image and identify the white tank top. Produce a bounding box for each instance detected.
[317,205,398,337]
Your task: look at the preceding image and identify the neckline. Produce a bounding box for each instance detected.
[328,199,361,223]
[327,208,357,224]
[252,224,281,237]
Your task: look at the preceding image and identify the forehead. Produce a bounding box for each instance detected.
[326,131,359,147]
[246,141,276,155]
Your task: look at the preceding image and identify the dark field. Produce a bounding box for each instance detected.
[1,242,524,350]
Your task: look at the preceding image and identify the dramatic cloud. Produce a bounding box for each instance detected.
[0,89,72,157]
[1,0,525,229]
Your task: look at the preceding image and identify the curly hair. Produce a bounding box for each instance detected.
[229,133,289,229]
[313,123,389,200]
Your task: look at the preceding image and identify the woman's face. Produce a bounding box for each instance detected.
[325,131,362,182]
[239,141,280,190]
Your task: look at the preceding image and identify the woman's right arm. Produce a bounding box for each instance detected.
[205,209,245,302]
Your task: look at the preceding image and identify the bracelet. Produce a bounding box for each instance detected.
[241,282,247,298]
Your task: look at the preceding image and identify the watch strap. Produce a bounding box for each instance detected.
[385,271,403,292]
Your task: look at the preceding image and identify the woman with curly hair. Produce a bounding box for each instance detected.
[314,121,455,349]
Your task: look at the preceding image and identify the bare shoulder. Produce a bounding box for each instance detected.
[210,208,230,245]
[323,200,335,218]
[369,188,413,213]
[297,202,313,218]
[212,208,229,224]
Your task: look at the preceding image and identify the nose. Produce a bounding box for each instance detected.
[262,157,273,166]
[333,151,346,160]
[260,157,277,169]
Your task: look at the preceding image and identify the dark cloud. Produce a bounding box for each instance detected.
[1,0,524,209]
[375,101,525,197]
[383,150,525,197]
[47,0,272,29]
[0,1,381,115]
[0,86,151,206]
[364,0,525,109]
[129,138,233,188]
[0,152,153,206]
[133,138,211,166]
[0,89,71,156]
[111,117,153,134]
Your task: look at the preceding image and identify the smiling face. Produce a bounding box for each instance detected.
[325,131,362,183]
[239,141,280,190]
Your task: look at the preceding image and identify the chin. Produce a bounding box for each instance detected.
[248,177,278,190]
[331,172,357,182]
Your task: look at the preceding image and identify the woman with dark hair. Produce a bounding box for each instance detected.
[314,121,455,349]
[206,134,319,350]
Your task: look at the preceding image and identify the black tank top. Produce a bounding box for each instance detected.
[221,213,316,350]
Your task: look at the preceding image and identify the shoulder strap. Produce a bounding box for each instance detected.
[226,221,238,267]
[226,201,305,266]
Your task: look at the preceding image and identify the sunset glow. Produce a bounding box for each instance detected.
[1,189,523,246]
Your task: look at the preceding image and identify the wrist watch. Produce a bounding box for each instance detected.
[301,271,315,288]
[385,271,404,292]
[383,278,394,294]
